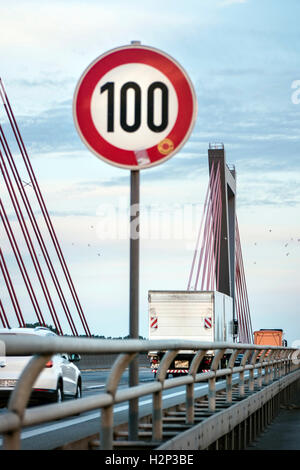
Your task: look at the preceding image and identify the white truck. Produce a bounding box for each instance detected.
[148,290,236,376]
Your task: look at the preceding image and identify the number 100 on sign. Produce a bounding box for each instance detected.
[92,64,178,151]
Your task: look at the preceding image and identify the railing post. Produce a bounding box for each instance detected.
[257,350,267,389]
[288,349,294,373]
[209,349,225,411]
[272,350,280,381]
[239,349,251,397]
[278,350,286,378]
[153,350,179,441]
[249,349,260,392]
[186,382,194,424]
[282,350,290,377]
[101,405,114,450]
[275,349,284,380]
[226,349,239,403]
[152,388,163,441]
[264,350,275,385]
[286,350,290,374]
[187,349,207,424]
[102,352,137,449]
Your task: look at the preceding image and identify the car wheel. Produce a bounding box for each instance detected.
[55,381,64,403]
[75,380,82,399]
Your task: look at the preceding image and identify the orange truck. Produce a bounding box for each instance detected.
[254,329,287,347]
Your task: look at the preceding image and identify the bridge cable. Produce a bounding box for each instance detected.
[0,298,11,328]
[0,248,25,328]
[0,199,47,327]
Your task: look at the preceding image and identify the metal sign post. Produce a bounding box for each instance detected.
[129,169,139,440]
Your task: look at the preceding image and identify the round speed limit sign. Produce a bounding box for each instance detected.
[73,44,197,170]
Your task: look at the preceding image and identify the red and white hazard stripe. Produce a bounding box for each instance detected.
[152,369,210,374]
[152,369,189,374]
[150,315,158,329]
[204,316,212,329]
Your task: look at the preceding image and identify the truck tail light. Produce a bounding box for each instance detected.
[151,356,159,364]
[45,360,53,368]
[203,358,211,367]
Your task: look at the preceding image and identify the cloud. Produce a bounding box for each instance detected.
[219,0,247,5]
[0,1,210,59]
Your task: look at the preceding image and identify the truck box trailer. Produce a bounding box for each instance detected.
[254,329,286,347]
[148,290,235,376]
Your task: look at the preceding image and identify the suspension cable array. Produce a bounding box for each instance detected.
[187,160,223,292]
[0,79,91,336]
[188,158,253,343]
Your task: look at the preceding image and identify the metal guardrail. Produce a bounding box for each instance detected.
[0,334,299,450]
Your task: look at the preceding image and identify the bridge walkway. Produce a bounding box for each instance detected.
[248,384,300,450]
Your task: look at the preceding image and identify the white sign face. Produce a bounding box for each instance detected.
[90,63,178,151]
[73,45,197,170]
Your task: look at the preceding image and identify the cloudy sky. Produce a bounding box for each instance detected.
[0,0,300,345]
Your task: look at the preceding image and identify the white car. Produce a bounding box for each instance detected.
[0,327,82,405]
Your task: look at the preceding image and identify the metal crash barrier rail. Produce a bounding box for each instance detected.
[0,334,299,450]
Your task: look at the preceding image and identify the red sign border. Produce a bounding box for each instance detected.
[73,44,197,170]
